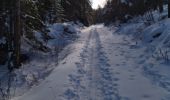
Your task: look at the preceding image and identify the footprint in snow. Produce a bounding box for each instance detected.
[129,75,135,80]
[116,64,120,66]
[138,60,145,64]
[129,77,135,80]
[113,83,118,86]
[139,54,144,58]
[122,61,126,64]
[115,72,120,75]
[130,75,135,77]
[120,97,130,100]
[75,62,86,75]
[64,89,77,99]
[62,61,66,64]
[142,94,151,98]
[113,78,119,81]
[120,53,124,56]
[68,74,81,85]
[121,62,126,65]
[130,45,139,49]
[128,69,133,72]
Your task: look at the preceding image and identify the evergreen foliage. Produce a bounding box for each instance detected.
[0,0,92,70]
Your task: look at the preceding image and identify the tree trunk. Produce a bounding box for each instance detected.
[14,0,21,68]
[158,0,163,13]
[9,1,14,51]
[168,0,170,18]
[6,1,15,71]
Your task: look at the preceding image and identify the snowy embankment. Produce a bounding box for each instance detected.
[0,22,83,100]
[115,12,170,98]
[12,24,92,100]
[15,22,83,96]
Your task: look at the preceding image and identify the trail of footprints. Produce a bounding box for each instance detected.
[64,29,128,100]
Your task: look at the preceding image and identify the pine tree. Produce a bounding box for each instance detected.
[61,0,92,25]
[54,0,65,22]
[0,0,94,71]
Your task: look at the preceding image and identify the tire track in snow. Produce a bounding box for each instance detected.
[64,28,122,100]
[64,29,94,100]
[94,29,122,100]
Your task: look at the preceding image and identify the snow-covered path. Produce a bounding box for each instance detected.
[12,25,170,100]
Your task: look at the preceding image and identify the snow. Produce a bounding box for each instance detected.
[0,22,82,99]
[0,37,6,44]
[121,0,126,3]
[120,0,130,5]
[9,6,170,100]
[47,22,80,49]
[12,23,170,100]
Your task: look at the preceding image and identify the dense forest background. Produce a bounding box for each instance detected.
[96,0,169,24]
[0,0,170,71]
[0,0,94,71]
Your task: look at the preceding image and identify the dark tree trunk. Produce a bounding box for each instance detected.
[158,0,163,13]
[14,0,21,68]
[168,0,170,18]
[9,1,14,51]
[6,1,15,71]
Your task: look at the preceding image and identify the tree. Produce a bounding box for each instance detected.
[61,0,92,26]
[0,0,94,71]
[169,0,170,18]
[13,0,21,68]
[158,0,163,13]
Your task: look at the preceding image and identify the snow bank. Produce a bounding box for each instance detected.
[116,5,169,49]
[1,22,83,98]
[47,22,81,49]
[142,19,170,44]
[113,8,170,96]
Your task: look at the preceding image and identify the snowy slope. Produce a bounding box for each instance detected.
[0,22,82,99]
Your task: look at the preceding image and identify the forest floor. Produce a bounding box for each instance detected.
[12,24,170,100]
